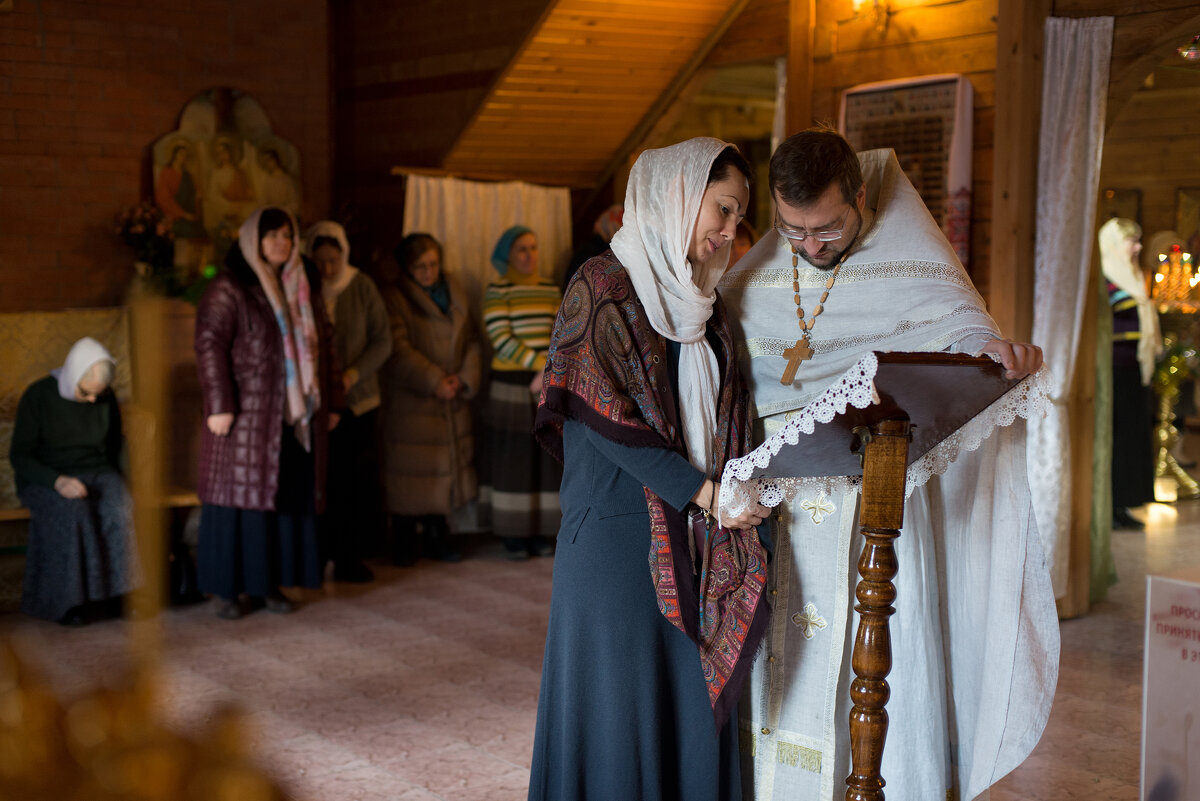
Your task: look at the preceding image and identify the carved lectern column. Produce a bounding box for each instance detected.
[846,418,911,801]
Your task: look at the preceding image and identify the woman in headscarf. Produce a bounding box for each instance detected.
[381,233,482,565]
[1100,218,1163,529]
[305,220,392,582]
[194,206,341,620]
[10,337,136,625]
[528,138,771,800]
[483,225,563,559]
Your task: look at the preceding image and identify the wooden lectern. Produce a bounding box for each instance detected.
[743,352,1023,801]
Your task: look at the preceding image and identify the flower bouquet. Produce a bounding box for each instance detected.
[115,202,181,295]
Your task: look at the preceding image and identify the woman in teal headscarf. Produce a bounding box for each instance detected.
[481,225,563,559]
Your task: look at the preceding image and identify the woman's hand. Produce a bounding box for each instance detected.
[54,475,88,499]
[691,480,769,531]
[435,375,461,400]
[529,372,545,396]
[980,339,1043,380]
[207,413,235,436]
[342,368,360,393]
[714,482,769,531]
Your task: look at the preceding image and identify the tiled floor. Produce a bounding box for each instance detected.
[2,544,554,801]
[4,493,1199,800]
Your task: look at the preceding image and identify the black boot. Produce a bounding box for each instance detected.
[501,537,530,561]
[423,516,463,563]
[527,535,555,557]
[392,515,419,566]
[1113,507,1145,530]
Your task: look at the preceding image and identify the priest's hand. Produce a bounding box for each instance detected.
[207,412,235,436]
[54,475,88,499]
[980,338,1043,380]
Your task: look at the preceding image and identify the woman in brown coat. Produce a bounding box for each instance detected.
[382,233,482,564]
[194,206,341,619]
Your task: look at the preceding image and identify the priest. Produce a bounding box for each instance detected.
[719,127,1057,801]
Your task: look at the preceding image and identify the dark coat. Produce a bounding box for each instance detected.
[194,248,341,512]
[380,272,482,516]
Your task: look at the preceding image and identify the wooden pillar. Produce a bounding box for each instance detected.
[127,293,169,696]
[845,418,911,801]
[785,0,815,136]
[989,0,1050,342]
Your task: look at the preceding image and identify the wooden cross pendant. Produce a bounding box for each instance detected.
[780,336,814,385]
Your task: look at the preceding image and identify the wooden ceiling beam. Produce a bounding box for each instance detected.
[585,0,754,203]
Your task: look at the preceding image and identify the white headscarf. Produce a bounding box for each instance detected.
[610,137,735,473]
[304,220,359,322]
[1099,217,1162,385]
[51,337,114,401]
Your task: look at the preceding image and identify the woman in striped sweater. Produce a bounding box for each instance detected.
[483,225,563,559]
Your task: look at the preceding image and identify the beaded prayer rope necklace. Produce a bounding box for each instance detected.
[779,245,853,386]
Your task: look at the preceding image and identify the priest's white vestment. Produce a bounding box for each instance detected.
[718,149,1059,801]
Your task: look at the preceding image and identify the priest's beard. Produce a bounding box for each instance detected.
[797,214,862,270]
[799,232,860,270]
[799,243,851,270]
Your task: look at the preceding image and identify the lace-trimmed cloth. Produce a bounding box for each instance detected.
[720,352,1054,515]
[535,252,768,727]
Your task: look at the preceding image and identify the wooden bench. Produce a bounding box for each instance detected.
[0,489,201,523]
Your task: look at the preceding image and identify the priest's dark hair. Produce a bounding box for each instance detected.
[707,145,753,187]
[770,125,863,207]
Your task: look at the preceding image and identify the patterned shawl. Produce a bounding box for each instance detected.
[535,251,769,728]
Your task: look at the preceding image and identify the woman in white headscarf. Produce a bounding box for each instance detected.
[305,220,392,582]
[529,139,770,801]
[10,337,136,625]
[1099,217,1162,529]
[195,206,342,620]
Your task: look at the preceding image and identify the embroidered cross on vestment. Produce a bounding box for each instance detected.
[792,602,828,640]
[800,494,836,524]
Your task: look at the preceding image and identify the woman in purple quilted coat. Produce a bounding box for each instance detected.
[194,206,341,620]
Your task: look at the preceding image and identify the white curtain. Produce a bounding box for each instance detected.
[402,174,573,315]
[1028,16,1113,597]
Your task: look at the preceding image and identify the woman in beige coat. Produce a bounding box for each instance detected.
[382,233,482,564]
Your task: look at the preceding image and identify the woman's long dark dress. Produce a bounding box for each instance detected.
[1109,282,1156,509]
[527,340,743,801]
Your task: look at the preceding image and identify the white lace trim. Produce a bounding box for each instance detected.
[719,353,1053,517]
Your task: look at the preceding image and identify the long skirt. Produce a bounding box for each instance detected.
[1112,364,1156,508]
[197,429,323,599]
[487,371,562,539]
[18,469,137,621]
[528,505,741,801]
[323,408,384,564]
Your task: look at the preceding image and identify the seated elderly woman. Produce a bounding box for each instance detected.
[9,337,136,626]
